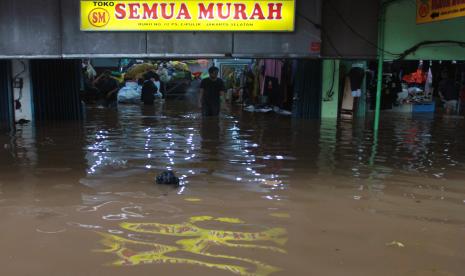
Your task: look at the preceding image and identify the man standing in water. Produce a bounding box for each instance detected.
[199,66,226,116]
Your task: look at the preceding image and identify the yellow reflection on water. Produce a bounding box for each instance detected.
[96,216,287,276]
[269,213,290,218]
[184,198,203,202]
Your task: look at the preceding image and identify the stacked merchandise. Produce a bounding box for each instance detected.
[118,60,193,102]
[397,68,431,105]
[156,61,190,83]
[124,63,157,80]
[156,61,192,97]
[122,61,192,83]
[185,59,211,80]
[118,63,157,104]
[370,62,433,111]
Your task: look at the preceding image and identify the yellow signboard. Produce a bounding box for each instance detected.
[80,0,295,31]
[417,0,465,24]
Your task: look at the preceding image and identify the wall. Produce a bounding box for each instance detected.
[234,0,322,57]
[91,59,120,68]
[61,0,148,58]
[384,0,465,60]
[12,60,33,122]
[0,0,61,58]
[321,60,340,118]
[322,0,380,59]
[0,0,322,58]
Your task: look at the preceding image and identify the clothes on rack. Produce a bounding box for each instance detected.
[259,59,283,96]
[263,76,281,107]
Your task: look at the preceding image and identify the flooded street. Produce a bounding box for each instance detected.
[1,102,465,276]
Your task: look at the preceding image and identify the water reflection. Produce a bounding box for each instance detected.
[82,104,292,195]
[1,103,465,275]
[96,216,287,276]
[0,130,20,171]
[2,107,464,189]
[200,117,221,159]
[0,122,86,205]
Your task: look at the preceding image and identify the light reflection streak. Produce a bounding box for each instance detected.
[77,201,127,213]
[36,228,67,234]
[177,186,186,195]
[102,206,146,221]
[84,110,289,193]
[67,222,103,229]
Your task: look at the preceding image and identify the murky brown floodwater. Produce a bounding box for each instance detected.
[1,101,464,276]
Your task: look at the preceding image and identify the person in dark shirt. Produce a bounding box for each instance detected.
[439,71,459,115]
[199,66,226,116]
[460,84,465,116]
[93,70,119,108]
[141,71,158,105]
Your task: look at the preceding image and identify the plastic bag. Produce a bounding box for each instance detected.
[117,82,141,104]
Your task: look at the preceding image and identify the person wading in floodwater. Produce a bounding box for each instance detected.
[93,70,119,108]
[198,66,226,117]
[141,71,159,106]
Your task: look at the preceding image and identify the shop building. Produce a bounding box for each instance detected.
[321,0,465,120]
[0,0,392,128]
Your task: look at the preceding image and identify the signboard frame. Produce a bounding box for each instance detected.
[80,0,296,32]
[417,0,465,24]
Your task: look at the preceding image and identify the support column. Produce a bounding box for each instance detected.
[321,59,340,119]
[12,60,33,123]
[374,3,386,131]
[0,60,14,130]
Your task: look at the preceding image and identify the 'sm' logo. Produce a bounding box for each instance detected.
[88,8,110,27]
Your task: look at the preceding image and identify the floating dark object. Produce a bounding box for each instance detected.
[156,171,180,186]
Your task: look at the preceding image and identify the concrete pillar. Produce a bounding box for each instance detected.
[12,60,33,122]
[0,60,14,130]
[321,59,340,119]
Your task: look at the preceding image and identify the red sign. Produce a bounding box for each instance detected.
[310,42,321,53]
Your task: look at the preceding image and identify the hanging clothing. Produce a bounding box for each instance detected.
[259,68,266,96]
[263,76,281,106]
[402,69,427,84]
[424,68,433,98]
[263,60,283,83]
[252,61,260,101]
[259,59,283,96]
[242,69,255,104]
[281,61,293,110]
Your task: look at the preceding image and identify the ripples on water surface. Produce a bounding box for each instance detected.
[0,102,464,276]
